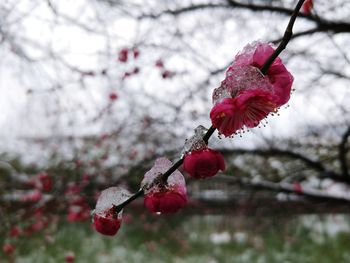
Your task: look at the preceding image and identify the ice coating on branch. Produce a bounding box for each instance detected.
[194,125,208,137]
[210,41,294,137]
[182,125,208,155]
[141,157,186,195]
[95,187,131,216]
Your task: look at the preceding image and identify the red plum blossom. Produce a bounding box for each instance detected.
[210,42,293,137]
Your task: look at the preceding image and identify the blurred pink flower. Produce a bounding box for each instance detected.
[9,226,21,237]
[38,173,52,192]
[133,47,140,59]
[118,48,128,62]
[65,251,75,263]
[302,0,313,14]
[3,243,15,255]
[67,204,90,222]
[109,92,118,101]
[21,189,42,202]
[155,59,164,68]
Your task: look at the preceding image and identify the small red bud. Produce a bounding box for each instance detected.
[155,59,164,68]
[118,48,128,62]
[133,48,140,59]
[302,0,313,14]
[65,251,75,263]
[109,92,118,101]
[161,70,174,79]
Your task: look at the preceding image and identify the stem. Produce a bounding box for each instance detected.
[114,189,144,213]
[113,0,306,214]
[203,126,216,144]
[260,0,306,74]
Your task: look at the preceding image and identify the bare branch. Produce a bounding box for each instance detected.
[217,175,350,204]
[138,1,314,22]
[261,0,306,74]
[220,147,349,183]
[339,126,350,178]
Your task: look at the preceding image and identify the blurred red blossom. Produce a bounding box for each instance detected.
[155,59,164,68]
[65,251,75,263]
[161,70,174,79]
[21,189,42,202]
[118,48,128,62]
[38,173,52,192]
[302,0,313,14]
[133,47,140,59]
[9,226,22,237]
[3,244,15,255]
[109,92,118,101]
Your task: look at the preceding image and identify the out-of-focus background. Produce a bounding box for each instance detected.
[1,0,350,262]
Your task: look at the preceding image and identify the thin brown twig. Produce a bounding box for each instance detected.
[260,0,306,74]
[339,126,350,178]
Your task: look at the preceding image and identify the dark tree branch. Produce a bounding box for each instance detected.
[221,148,325,172]
[339,126,350,178]
[139,1,350,41]
[138,1,315,22]
[271,28,321,44]
[261,0,305,74]
[217,175,350,204]
[220,148,350,183]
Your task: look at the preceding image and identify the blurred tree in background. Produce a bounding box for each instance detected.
[0,0,350,261]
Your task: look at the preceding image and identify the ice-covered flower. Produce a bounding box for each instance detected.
[93,187,131,236]
[142,158,187,214]
[93,213,121,236]
[210,42,293,137]
[182,126,225,179]
[183,149,225,179]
